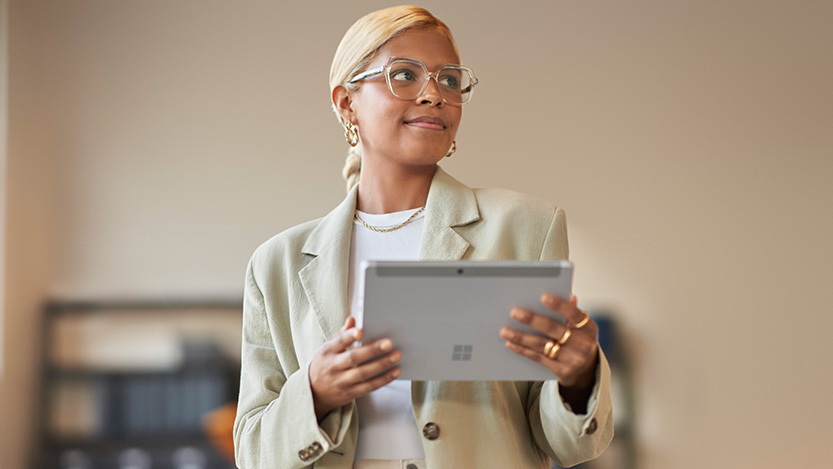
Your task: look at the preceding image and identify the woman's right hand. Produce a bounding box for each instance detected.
[309,316,402,420]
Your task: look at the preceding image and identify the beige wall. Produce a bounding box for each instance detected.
[3,1,832,468]
[0,0,7,378]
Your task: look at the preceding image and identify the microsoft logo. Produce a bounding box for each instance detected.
[452,344,473,361]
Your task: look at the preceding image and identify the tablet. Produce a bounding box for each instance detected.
[358,260,573,381]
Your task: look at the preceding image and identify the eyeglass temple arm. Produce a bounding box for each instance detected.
[461,79,478,94]
[349,67,384,84]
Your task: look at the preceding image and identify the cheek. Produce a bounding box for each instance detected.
[449,110,463,131]
[364,112,402,139]
[356,98,403,131]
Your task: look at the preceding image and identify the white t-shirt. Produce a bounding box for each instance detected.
[348,208,426,460]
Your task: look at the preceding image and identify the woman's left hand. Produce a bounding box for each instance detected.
[500,294,599,390]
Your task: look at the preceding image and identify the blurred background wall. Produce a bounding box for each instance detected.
[2,1,832,468]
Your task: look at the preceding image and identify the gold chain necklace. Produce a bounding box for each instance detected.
[354,206,425,233]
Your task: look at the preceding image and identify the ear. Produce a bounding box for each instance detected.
[332,84,356,125]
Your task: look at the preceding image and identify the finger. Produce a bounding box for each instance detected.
[570,294,578,307]
[504,340,571,376]
[542,293,587,326]
[341,316,356,331]
[510,307,569,339]
[501,321,597,362]
[499,326,551,353]
[505,338,590,378]
[504,339,548,364]
[325,327,363,354]
[349,366,402,397]
[334,338,395,371]
[346,348,402,384]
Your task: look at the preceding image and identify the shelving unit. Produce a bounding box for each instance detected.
[34,299,243,469]
[35,300,634,468]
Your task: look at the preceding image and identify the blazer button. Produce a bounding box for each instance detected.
[310,441,323,455]
[586,418,598,435]
[422,422,440,440]
[298,441,322,462]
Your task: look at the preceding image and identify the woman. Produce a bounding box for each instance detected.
[233,6,613,469]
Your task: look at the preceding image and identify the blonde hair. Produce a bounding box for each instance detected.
[330,5,460,192]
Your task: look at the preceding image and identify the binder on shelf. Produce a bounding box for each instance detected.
[37,300,242,469]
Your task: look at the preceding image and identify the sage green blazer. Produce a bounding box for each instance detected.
[233,167,613,468]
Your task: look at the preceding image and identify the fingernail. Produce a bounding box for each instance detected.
[500,328,516,340]
[392,368,402,378]
[378,339,393,351]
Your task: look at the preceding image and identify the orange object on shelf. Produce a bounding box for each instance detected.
[203,402,238,463]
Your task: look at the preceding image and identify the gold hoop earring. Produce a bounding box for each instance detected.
[445,140,457,158]
[344,121,359,147]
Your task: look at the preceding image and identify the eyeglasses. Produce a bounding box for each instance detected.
[349,57,479,106]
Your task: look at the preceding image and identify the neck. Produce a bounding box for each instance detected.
[356,163,437,214]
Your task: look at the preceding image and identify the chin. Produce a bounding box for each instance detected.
[396,147,444,162]
[399,155,444,170]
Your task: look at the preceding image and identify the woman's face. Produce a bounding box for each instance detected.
[348,28,463,169]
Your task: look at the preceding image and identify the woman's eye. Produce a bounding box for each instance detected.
[390,69,417,82]
[439,74,460,89]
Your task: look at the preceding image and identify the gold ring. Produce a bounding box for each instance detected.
[547,343,561,360]
[557,328,572,345]
[543,339,556,357]
[573,312,590,329]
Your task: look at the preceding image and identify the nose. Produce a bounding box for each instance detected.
[417,75,444,106]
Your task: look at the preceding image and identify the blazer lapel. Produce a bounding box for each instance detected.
[298,187,358,341]
[419,167,480,260]
[298,167,480,340]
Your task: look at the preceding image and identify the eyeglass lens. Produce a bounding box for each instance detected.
[387,59,474,105]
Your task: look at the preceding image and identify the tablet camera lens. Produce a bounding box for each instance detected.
[457,269,464,275]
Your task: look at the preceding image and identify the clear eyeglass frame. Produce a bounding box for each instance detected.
[349,57,479,106]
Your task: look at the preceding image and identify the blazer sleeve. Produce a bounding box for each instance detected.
[232,257,354,468]
[527,207,615,467]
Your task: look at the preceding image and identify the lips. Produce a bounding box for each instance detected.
[405,115,447,130]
